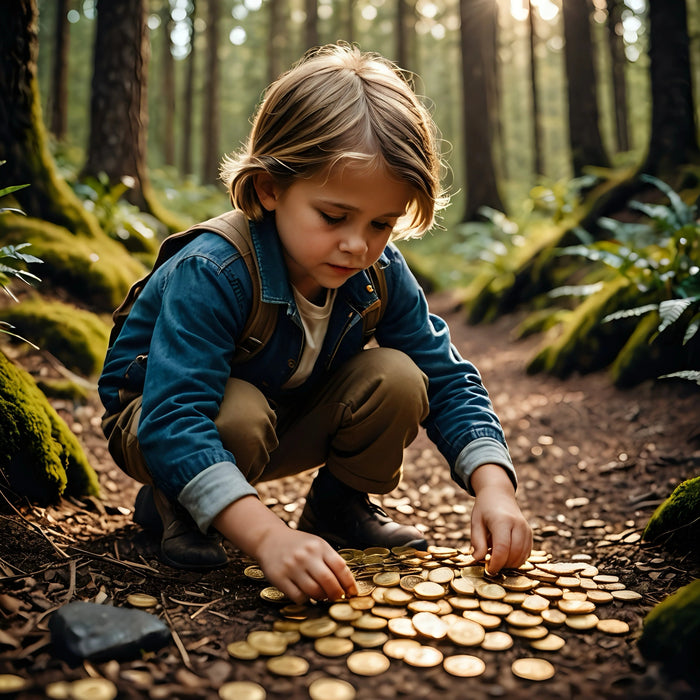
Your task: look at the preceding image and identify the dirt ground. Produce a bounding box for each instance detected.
[1,292,699,699]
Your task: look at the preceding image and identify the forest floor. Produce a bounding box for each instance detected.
[1,292,699,700]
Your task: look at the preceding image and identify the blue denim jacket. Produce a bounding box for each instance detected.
[99,214,516,531]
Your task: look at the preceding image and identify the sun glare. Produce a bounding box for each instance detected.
[509,0,560,22]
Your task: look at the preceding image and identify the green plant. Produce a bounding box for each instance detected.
[0,168,43,347]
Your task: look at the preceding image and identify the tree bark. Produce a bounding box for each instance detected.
[181,0,197,176]
[641,0,700,176]
[305,0,318,50]
[606,0,630,152]
[268,0,286,84]
[561,0,609,176]
[459,0,504,221]
[0,0,101,237]
[49,0,70,141]
[160,4,176,167]
[201,0,221,185]
[528,0,543,177]
[82,0,151,209]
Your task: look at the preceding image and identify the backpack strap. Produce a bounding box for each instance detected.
[361,262,388,345]
[109,211,278,364]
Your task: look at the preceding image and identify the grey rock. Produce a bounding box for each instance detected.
[49,601,171,663]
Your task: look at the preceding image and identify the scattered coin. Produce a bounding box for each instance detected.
[446,618,486,647]
[126,593,158,608]
[347,649,391,676]
[558,599,596,615]
[373,571,401,587]
[596,618,630,635]
[260,586,288,603]
[329,603,362,622]
[443,654,486,677]
[611,589,642,602]
[350,630,389,648]
[565,613,599,631]
[413,581,446,600]
[0,675,28,694]
[45,681,72,699]
[247,630,288,655]
[412,611,447,640]
[68,678,118,700]
[265,654,309,676]
[299,618,338,638]
[404,644,444,667]
[315,636,355,656]
[218,680,266,700]
[308,678,356,700]
[244,565,266,580]
[388,617,418,638]
[227,640,260,660]
[481,630,513,651]
[383,638,422,659]
[511,657,556,681]
[530,633,566,651]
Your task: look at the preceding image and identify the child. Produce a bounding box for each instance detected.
[99,43,532,604]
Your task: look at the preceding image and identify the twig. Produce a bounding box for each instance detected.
[62,559,77,603]
[160,593,193,671]
[66,546,163,577]
[190,596,224,620]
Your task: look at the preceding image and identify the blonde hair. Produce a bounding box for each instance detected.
[220,43,448,240]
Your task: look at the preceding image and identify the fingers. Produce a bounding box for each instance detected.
[469,512,489,564]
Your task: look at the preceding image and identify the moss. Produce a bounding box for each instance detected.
[37,379,90,403]
[0,214,147,312]
[638,579,700,686]
[643,476,700,553]
[3,297,109,377]
[0,350,99,502]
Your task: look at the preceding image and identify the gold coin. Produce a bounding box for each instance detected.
[126,593,158,608]
[400,574,425,592]
[408,600,441,614]
[448,596,479,611]
[461,565,486,580]
[339,548,365,562]
[274,619,301,632]
[530,633,566,651]
[512,657,555,681]
[428,566,454,584]
[247,630,288,655]
[564,613,599,630]
[558,599,596,615]
[350,630,389,648]
[347,649,391,676]
[476,582,506,600]
[534,586,563,599]
[387,617,418,638]
[45,681,72,699]
[413,581,446,600]
[348,595,375,610]
[373,571,401,587]
[586,590,614,604]
[329,603,362,622]
[69,678,118,700]
[383,587,414,606]
[308,678,356,700]
[561,590,587,601]
[450,577,475,596]
[593,574,620,584]
[596,618,630,635]
[280,603,309,619]
[226,640,259,660]
[0,675,29,693]
[480,600,512,616]
[508,624,548,640]
[521,594,550,614]
[354,580,376,596]
[314,636,354,657]
[446,618,485,647]
[502,575,536,592]
[243,565,266,580]
[364,546,391,557]
[403,644,444,668]
[371,605,407,620]
[334,625,356,638]
[383,638,422,659]
[611,589,642,601]
[443,654,486,677]
[540,562,581,575]
[556,576,581,589]
[218,681,266,700]
[428,545,459,558]
[266,654,309,676]
[299,617,338,638]
[541,609,567,626]
[503,592,527,605]
[260,586,288,603]
[506,610,543,628]
[481,631,513,651]
[352,613,387,630]
[411,611,447,640]
[463,610,501,630]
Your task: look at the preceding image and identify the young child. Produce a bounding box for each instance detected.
[99,43,532,604]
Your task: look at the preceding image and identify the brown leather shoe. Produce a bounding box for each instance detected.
[297,470,428,551]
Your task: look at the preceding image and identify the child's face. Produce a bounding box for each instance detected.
[255,162,413,302]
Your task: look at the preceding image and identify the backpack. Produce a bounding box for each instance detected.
[109,210,387,365]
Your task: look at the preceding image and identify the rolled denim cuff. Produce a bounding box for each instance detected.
[179,461,259,532]
[454,437,517,496]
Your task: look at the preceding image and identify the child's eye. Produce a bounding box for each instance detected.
[372,221,393,232]
[319,211,345,225]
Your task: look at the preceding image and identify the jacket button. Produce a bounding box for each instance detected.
[366,284,374,293]
[287,358,296,368]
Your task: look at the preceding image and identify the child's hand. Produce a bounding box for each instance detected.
[213,495,356,604]
[469,464,532,574]
[253,527,357,604]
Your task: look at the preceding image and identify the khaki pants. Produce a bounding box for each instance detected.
[104,347,429,497]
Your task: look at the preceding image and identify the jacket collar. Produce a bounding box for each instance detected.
[249,212,388,312]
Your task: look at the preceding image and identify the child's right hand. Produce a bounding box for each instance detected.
[253,527,357,604]
[213,495,357,604]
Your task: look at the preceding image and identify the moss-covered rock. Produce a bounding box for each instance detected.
[0,213,147,312]
[638,579,700,686]
[643,476,700,553]
[2,297,110,377]
[0,350,99,502]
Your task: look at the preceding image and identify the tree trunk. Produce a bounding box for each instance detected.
[305,0,318,50]
[640,0,700,176]
[268,0,286,84]
[561,0,609,176]
[459,0,504,221]
[201,0,221,185]
[606,0,630,152]
[160,4,176,167]
[528,0,543,177]
[0,0,101,237]
[397,0,416,71]
[181,0,197,176]
[49,0,70,141]
[82,0,151,209]
[345,0,355,45]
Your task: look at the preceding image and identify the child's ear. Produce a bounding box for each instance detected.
[253,173,279,211]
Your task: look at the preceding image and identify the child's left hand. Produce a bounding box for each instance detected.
[468,463,532,574]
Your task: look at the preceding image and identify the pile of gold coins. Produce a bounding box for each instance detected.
[223,546,641,699]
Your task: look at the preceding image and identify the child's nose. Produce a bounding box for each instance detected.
[339,229,368,256]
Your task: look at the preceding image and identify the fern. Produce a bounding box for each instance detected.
[659,370,700,385]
